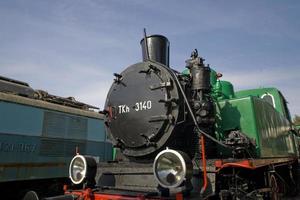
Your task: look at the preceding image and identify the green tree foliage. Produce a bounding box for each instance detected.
[293,115,300,125]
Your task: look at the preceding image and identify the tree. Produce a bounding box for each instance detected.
[293,115,300,126]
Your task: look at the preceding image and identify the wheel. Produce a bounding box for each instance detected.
[22,191,39,200]
[269,174,279,200]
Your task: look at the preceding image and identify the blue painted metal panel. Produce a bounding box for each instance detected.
[87,118,106,142]
[86,141,113,162]
[0,133,112,182]
[0,99,112,182]
[0,101,43,136]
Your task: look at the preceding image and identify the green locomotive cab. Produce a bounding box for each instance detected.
[214,85,298,158]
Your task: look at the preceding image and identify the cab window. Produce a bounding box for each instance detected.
[261,93,275,108]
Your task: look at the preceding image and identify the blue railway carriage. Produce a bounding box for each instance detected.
[0,76,112,199]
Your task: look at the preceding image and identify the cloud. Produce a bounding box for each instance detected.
[223,68,300,89]
[220,68,300,116]
[0,0,299,117]
[0,60,114,109]
[71,80,112,110]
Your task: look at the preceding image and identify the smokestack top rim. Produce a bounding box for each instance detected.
[140,34,169,44]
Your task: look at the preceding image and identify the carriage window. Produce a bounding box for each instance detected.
[261,93,275,108]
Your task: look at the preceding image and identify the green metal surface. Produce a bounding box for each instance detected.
[210,69,218,85]
[215,97,259,156]
[178,69,296,159]
[215,88,297,158]
[235,88,292,121]
[219,81,234,99]
[252,97,297,157]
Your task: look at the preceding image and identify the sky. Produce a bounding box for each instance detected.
[0,0,299,117]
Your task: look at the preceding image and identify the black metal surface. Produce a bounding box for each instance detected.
[224,130,256,157]
[93,161,215,198]
[96,161,157,192]
[186,50,211,91]
[140,35,170,67]
[104,40,217,160]
[105,61,196,159]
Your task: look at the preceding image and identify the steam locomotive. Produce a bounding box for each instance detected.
[45,34,299,200]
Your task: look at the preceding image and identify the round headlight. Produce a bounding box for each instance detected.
[153,149,192,188]
[69,155,97,185]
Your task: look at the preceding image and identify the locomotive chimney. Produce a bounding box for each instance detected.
[140,35,170,67]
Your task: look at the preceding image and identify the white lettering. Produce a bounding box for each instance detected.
[134,101,152,112]
[118,105,130,114]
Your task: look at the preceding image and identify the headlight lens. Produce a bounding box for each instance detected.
[69,155,87,184]
[153,149,192,188]
[69,154,97,185]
